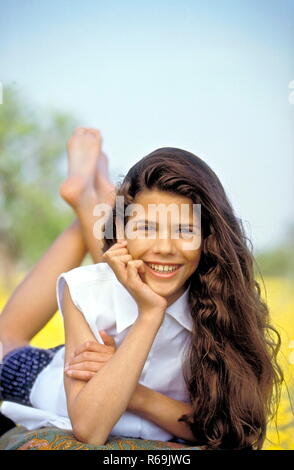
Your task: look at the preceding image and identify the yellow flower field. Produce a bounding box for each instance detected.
[0,275,293,449]
[257,277,294,450]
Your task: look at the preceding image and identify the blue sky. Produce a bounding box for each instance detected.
[1,0,293,251]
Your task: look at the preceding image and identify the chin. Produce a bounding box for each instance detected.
[146,278,180,296]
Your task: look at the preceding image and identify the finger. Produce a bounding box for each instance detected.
[103,251,132,269]
[116,238,127,245]
[70,351,112,365]
[65,369,96,381]
[99,330,116,348]
[71,352,112,365]
[109,255,133,280]
[103,247,129,257]
[106,254,132,265]
[103,246,131,284]
[102,253,132,271]
[73,341,108,357]
[67,360,107,371]
[102,247,128,261]
[127,260,143,285]
[107,241,128,252]
[137,260,146,275]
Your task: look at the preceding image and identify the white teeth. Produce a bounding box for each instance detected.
[147,263,179,273]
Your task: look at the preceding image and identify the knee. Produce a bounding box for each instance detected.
[0,339,29,360]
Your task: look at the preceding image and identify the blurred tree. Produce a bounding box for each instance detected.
[0,84,76,287]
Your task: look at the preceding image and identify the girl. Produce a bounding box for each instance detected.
[0,128,284,450]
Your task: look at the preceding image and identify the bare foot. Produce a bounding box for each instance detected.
[60,128,102,210]
[95,150,116,206]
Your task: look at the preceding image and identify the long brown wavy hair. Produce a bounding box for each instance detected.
[102,147,285,450]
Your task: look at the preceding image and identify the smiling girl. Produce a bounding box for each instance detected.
[0,128,284,450]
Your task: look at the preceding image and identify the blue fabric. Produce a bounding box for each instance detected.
[0,344,64,406]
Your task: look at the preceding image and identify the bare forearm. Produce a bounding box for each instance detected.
[128,384,196,443]
[72,314,162,445]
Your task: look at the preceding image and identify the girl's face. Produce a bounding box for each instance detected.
[125,189,202,306]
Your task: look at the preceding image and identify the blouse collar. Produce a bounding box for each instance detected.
[113,277,193,334]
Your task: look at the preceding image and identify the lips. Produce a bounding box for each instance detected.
[144,261,183,278]
[143,261,183,266]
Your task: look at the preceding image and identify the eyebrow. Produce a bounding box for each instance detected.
[133,219,199,228]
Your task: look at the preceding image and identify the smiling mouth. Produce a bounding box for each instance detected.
[144,262,183,277]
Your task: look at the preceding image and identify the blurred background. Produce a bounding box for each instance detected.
[0,0,293,449]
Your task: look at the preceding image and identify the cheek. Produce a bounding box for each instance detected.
[125,241,136,258]
[126,240,148,258]
[185,251,202,271]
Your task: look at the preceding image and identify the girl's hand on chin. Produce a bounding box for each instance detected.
[102,241,168,318]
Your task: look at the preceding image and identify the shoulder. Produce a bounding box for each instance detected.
[58,262,116,286]
[56,262,117,314]
[56,263,118,329]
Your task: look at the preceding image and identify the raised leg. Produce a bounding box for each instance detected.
[0,220,86,356]
[59,131,116,263]
[0,129,116,357]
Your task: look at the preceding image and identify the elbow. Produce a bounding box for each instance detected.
[72,425,89,444]
[72,422,109,446]
[69,399,112,446]
[85,434,109,447]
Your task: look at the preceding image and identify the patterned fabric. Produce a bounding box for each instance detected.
[0,345,64,406]
[0,425,203,450]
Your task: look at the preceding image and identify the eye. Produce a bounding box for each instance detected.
[177,227,200,238]
[176,227,194,234]
[136,224,155,231]
[180,226,200,233]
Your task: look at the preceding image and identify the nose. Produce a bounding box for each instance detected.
[151,233,177,256]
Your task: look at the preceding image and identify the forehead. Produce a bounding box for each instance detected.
[131,189,198,223]
[133,189,193,207]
